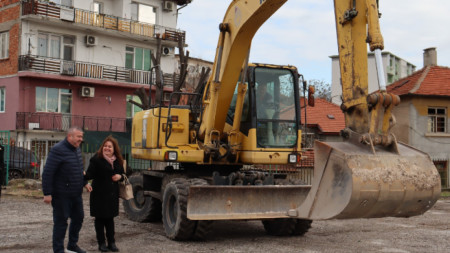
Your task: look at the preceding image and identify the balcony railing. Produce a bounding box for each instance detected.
[19,55,179,86]
[21,0,185,43]
[16,112,131,132]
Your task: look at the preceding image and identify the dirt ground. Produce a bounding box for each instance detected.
[0,185,449,253]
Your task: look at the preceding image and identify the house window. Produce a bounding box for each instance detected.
[0,87,5,112]
[93,2,103,14]
[38,33,75,60]
[131,2,156,24]
[428,107,447,133]
[126,95,143,118]
[36,87,72,113]
[0,31,9,59]
[125,46,151,71]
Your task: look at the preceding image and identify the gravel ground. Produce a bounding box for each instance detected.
[0,190,449,253]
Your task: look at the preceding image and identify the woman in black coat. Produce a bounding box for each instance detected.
[85,136,124,252]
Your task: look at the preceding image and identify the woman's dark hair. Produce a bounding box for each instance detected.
[97,135,124,166]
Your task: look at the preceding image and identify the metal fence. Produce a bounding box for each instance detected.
[0,139,152,185]
[16,112,129,133]
[1,135,314,186]
[21,0,185,43]
[19,55,180,87]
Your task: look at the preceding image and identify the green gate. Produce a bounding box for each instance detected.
[0,131,11,185]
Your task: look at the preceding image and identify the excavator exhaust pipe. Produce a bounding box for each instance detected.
[297,130,441,220]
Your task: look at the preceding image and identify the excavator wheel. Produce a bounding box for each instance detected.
[189,178,213,240]
[262,218,311,236]
[123,173,162,222]
[292,219,312,236]
[162,178,196,240]
[263,178,312,236]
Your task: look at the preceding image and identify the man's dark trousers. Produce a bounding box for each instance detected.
[52,194,84,253]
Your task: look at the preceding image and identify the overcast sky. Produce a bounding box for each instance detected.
[177,0,450,84]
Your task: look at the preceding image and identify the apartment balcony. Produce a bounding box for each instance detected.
[16,112,132,133]
[18,55,179,86]
[21,0,185,43]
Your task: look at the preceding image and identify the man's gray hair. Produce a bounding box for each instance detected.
[67,126,83,135]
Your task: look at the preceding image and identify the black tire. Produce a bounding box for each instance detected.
[189,178,213,240]
[162,178,195,240]
[292,219,312,236]
[9,169,23,180]
[123,173,162,222]
[262,218,312,236]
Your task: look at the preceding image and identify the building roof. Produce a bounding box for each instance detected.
[281,98,345,135]
[387,66,450,96]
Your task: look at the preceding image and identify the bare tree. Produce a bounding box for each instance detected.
[309,79,331,102]
[128,34,211,110]
[170,34,189,105]
[150,36,164,105]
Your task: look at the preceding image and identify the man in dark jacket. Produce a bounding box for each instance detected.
[42,127,91,253]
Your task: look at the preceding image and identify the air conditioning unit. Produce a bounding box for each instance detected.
[28,123,40,130]
[163,1,174,12]
[162,47,171,56]
[85,35,97,46]
[80,86,95,98]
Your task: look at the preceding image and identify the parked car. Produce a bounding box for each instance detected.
[3,147,40,180]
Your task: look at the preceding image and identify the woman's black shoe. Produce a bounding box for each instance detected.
[99,243,110,252]
[108,243,119,252]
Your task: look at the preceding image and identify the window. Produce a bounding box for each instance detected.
[131,2,156,24]
[0,87,5,112]
[254,68,298,147]
[93,2,103,14]
[38,33,75,60]
[36,87,72,113]
[62,36,75,61]
[126,95,143,118]
[0,31,9,59]
[428,107,447,133]
[125,46,151,71]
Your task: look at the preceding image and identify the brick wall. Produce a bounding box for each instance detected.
[0,0,21,8]
[0,1,21,75]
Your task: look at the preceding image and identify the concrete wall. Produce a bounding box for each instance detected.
[390,97,411,144]
[0,76,20,130]
[391,96,450,187]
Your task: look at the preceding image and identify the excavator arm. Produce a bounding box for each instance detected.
[198,0,287,150]
[295,0,441,219]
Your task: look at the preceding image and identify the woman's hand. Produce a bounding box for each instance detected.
[112,174,122,182]
[85,183,93,192]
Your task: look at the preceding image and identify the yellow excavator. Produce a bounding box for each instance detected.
[126,0,441,240]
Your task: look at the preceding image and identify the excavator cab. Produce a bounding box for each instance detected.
[225,63,303,164]
[227,64,300,147]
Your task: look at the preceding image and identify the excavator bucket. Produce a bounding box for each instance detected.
[296,136,441,220]
[187,130,440,221]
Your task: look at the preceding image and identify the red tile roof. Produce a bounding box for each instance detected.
[387,66,450,96]
[281,98,345,135]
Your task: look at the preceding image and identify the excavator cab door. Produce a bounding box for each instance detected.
[251,66,300,148]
